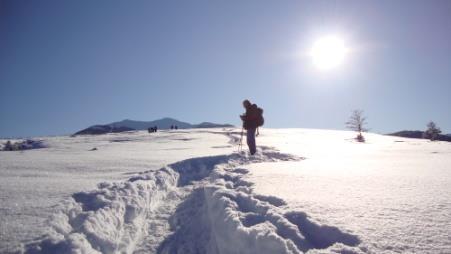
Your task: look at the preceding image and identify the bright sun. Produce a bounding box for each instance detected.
[310,35,348,70]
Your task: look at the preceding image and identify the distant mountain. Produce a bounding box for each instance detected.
[109,118,192,130]
[74,118,234,135]
[74,125,135,136]
[388,130,451,142]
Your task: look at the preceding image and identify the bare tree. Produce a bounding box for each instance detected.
[346,110,368,142]
[423,121,441,141]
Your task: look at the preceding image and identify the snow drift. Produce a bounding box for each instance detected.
[25,141,363,254]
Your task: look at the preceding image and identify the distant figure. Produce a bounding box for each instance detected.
[240,99,264,155]
[175,125,178,130]
[148,126,157,133]
[170,125,174,130]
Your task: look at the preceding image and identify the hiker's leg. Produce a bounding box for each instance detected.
[246,128,256,155]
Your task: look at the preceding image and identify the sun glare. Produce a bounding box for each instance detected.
[310,35,348,70]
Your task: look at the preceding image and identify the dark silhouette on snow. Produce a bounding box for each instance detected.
[346,110,368,142]
[240,99,264,155]
[148,126,158,133]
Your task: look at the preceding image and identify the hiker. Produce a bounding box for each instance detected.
[148,127,157,133]
[240,99,264,155]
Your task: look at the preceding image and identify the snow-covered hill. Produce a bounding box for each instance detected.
[1,128,450,253]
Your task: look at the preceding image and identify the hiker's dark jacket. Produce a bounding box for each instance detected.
[241,104,259,130]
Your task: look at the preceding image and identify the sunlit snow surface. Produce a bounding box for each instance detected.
[1,128,450,253]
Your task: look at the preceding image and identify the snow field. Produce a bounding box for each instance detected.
[25,138,364,253]
[246,129,451,253]
[3,128,450,253]
[0,130,234,253]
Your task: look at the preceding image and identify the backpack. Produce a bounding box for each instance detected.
[256,106,264,127]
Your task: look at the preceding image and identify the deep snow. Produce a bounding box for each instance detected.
[247,129,451,253]
[0,130,234,253]
[1,128,450,253]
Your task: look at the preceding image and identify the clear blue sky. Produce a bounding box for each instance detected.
[1,0,450,137]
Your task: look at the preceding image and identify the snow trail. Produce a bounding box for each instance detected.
[25,132,364,254]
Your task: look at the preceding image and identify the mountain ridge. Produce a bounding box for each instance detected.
[388,130,451,142]
[74,118,234,135]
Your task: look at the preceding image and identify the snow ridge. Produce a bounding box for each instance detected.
[25,166,179,254]
[25,142,363,253]
[158,147,363,254]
